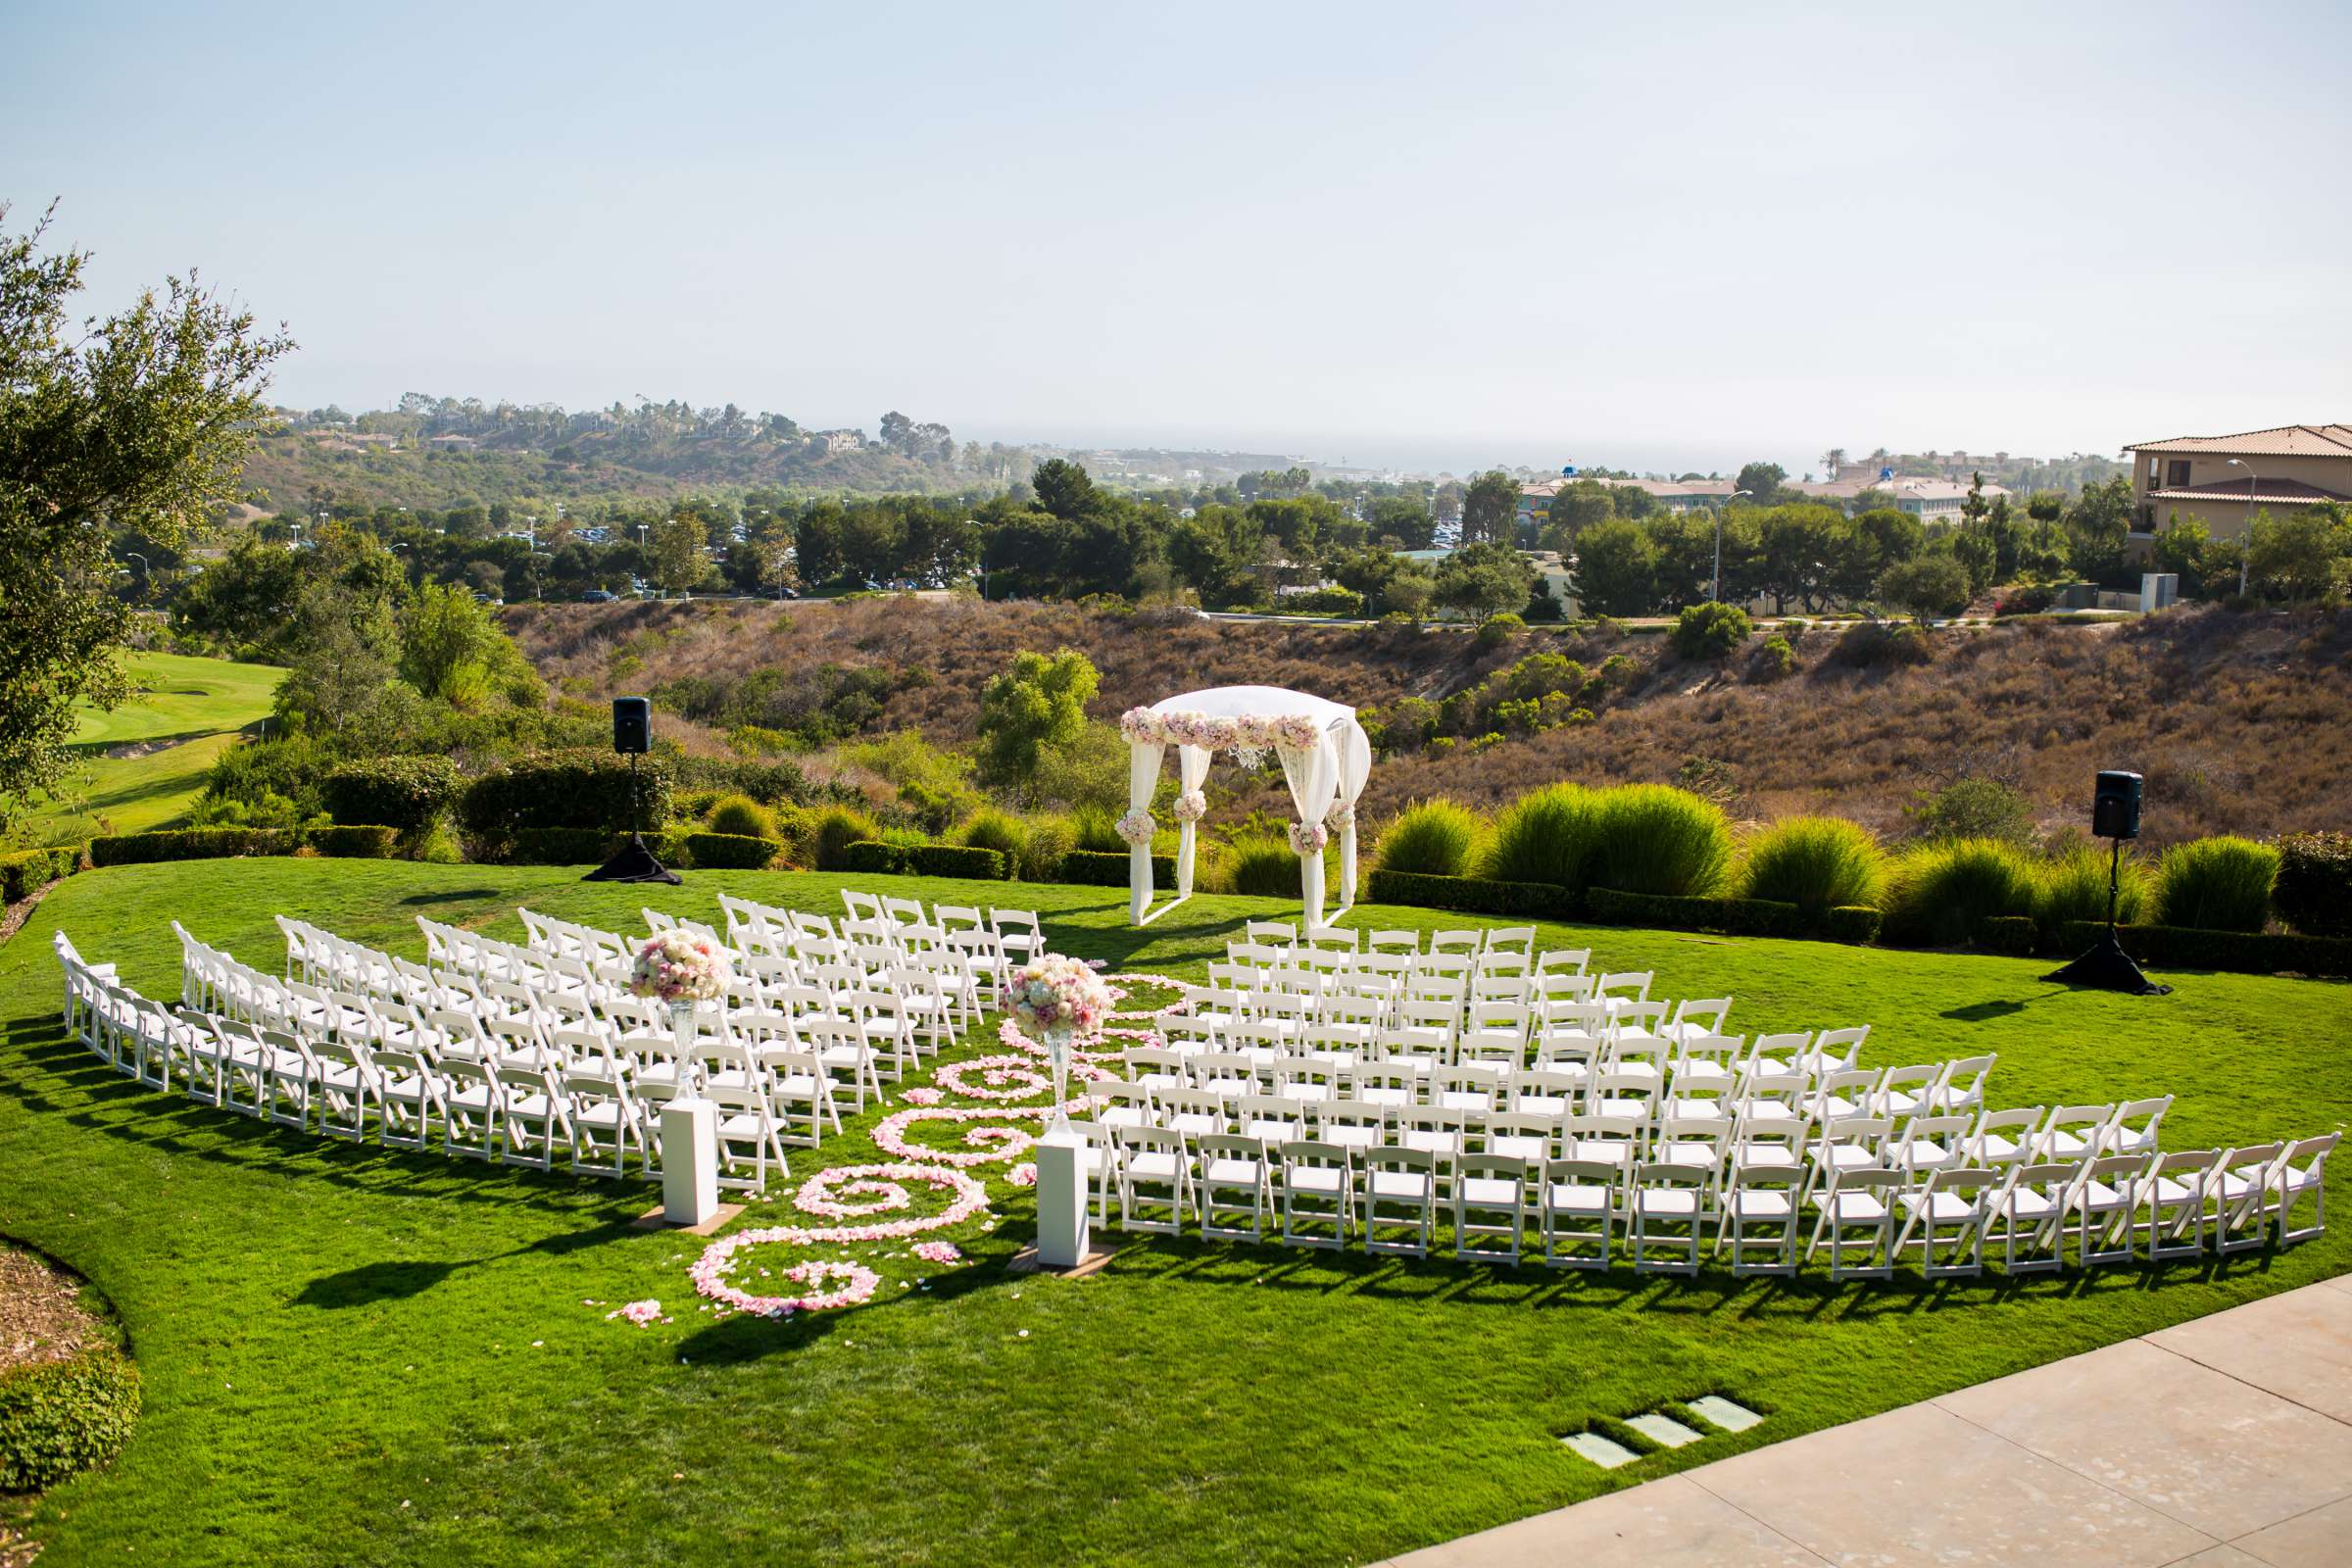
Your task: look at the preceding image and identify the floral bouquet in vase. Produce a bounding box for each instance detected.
[630,930,732,1050]
[1007,954,1112,1125]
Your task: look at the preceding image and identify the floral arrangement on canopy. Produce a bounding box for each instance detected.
[1121,708,1322,769]
[629,930,730,1008]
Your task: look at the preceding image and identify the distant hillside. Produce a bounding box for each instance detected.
[505,599,2352,846]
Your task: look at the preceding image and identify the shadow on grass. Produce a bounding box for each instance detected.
[398,888,508,906]
[296,1220,643,1307]
[1940,988,2073,1023]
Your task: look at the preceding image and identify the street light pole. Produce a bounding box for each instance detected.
[1712,489,1755,604]
[2226,458,2262,597]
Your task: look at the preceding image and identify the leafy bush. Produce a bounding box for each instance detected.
[1881,838,2038,947]
[1474,783,1601,889]
[0,1348,141,1491]
[683,831,779,870]
[460,750,674,848]
[1364,868,1571,919]
[671,754,816,805]
[308,824,398,858]
[2273,830,2352,937]
[1749,633,1796,681]
[1070,807,1126,855]
[2058,920,2352,979]
[1371,800,1486,879]
[318,757,464,832]
[1738,816,1888,913]
[804,805,884,871]
[1670,602,1752,661]
[1588,785,1734,898]
[1824,905,1883,945]
[1832,620,1934,668]
[89,828,300,866]
[2152,836,2278,933]
[1277,586,1367,617]
[2034,839,2147,930]
[1,846,80,903]
[1587,887,1803,939]
[508,827,610,865]
[1474,612,1526,648]
[705,794,780,841]
[1975,915,2040,956]
[200,736,328,819]
[1908,777,2034,844]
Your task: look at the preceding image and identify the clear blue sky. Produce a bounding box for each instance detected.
[7,0,2348,476]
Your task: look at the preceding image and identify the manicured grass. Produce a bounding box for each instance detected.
[25,654,281,845]
[1,860,2347,1567]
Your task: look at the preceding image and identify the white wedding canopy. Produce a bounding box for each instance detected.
[1118,684,1373,927]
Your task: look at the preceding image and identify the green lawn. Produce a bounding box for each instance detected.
[24,653,282,845]
[1,860,2346,1567]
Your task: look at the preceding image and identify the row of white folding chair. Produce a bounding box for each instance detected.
[835,889,1047,961]
[516,907,637,973]
[1810,1135,2335,1279]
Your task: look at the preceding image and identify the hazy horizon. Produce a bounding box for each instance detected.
[8,0,2348,479]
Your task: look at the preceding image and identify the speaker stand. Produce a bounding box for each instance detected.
[584,832,680,885]
[2042,927,2169,995]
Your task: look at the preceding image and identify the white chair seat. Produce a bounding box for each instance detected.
[1368,1171,1432,1200]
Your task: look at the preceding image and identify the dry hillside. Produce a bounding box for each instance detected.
[506,599,2352,847]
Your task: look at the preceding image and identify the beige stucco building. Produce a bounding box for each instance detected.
[2124,423,2352,541]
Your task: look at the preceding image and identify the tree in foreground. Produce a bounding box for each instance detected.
[0,203,290,830]
[976,647,1100,786]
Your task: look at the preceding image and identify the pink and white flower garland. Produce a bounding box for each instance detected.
[1288,819,1330,855]
[1119,708,1324,754]
[628,930,729,1005]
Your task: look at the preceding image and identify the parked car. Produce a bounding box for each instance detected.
[582,589,615,604]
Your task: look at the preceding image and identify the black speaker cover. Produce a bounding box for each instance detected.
[612,697,651,755]
[2092,769,2141,840]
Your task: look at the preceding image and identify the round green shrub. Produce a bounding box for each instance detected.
[1474,783,1601,889]
[954,808,1032,864]
[2153,836,2278,933]
[2034,839,2147,930]
[1016,815,1074,882]
[0,1348,141,1492]
[804,805,884,871]
[1589,785,1734,897]
[1750,633,1796,681]
[1670,601,1753,661]
[1475,612,1525,648]
[1228,835,1302,897]
[1738,816,1888,912]
[1882,838,2038,947]
[705,793,779,840]
[1069,807,1125,855]
[1372,800,1486,878]
[2273,830,2352,937]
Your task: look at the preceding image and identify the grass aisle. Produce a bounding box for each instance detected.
[1,861,2346,1567]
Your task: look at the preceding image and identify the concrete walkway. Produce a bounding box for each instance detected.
[1386,1275,2352,1568]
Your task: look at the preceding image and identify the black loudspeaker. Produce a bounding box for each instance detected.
[612,697,651,756]
[2092,770,2142,841]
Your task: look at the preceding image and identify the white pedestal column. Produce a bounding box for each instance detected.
[661,1099,720,1227]
[1035,1125,1091,1268]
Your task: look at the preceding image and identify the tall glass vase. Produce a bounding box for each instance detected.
[670,1000,695,1085]
[1045,1026,1073,1131]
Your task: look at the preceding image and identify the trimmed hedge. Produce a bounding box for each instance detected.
[318,756,463,832]
[841,840,1011,880]
[2060,920,2352,979]
[1824,905,1883,945]
[306,824,398,858]
[89,828,300,866]
[1,846,82,904]
[460,750,675,848]
[1975,915,2040,956]
[683,832,778,870]
[1588,887,1804,939]
[1057,849,1177,888]
[1364,868,1572,919]
[2274,831,2352,938]
[0,1348,141,1492]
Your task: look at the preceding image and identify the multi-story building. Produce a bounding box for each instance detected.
[2124,424,2352,541]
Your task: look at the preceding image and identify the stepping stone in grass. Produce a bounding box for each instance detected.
[1559,1430,1641,1469]
[1624,1412,1705,1448]
[1686,1395,1765,1433]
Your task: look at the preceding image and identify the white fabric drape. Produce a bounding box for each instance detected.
[1127,741,1164,923]
[1174,744,1212,897]
[1276,728,1342,928]
[1333,720,1373,909]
